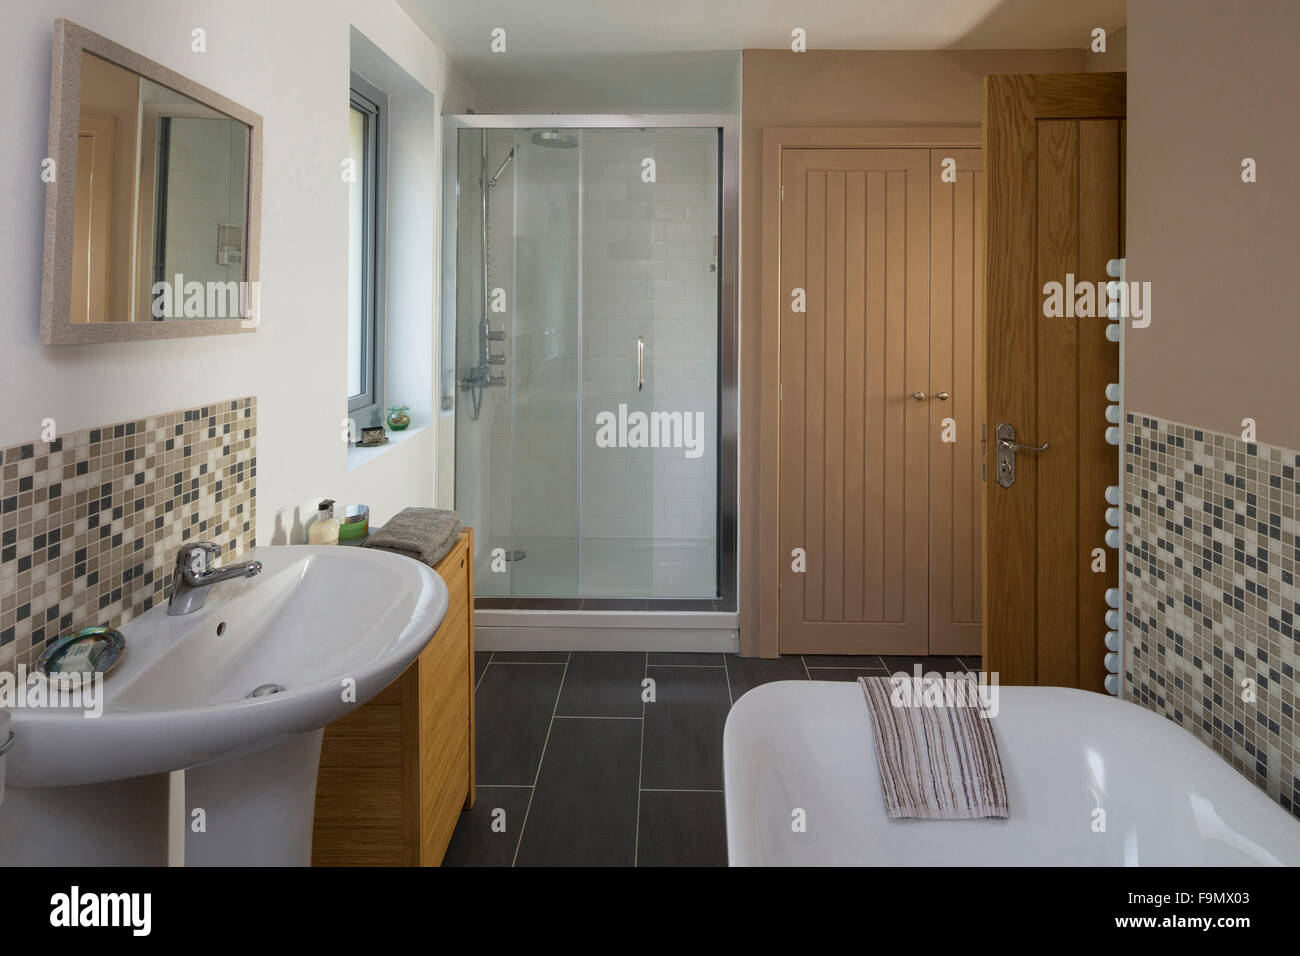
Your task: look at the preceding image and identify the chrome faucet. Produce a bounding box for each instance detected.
[167,542,262,616]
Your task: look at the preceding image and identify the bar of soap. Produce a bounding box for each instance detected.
[57,640,98,673]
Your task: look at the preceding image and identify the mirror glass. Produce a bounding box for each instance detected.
[73,51,250,324]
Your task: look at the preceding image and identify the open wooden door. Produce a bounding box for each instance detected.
[982,73,1125,690]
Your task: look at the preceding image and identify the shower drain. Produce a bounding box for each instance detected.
[504,550,526,561]
[246,683,286,698]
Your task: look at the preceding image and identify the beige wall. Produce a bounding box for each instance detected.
[1086,24,1126,71]
[1125,0,1300,449]
[738,48,1086,654]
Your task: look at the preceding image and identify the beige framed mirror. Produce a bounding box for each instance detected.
[41,19,263,344]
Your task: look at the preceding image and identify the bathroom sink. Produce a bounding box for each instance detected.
[6,545,449,790]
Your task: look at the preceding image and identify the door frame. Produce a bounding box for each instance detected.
[753,126,981,658]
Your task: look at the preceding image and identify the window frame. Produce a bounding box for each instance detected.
[348,72,388,424]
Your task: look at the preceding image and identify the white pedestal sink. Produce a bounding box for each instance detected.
[0,545,448,866]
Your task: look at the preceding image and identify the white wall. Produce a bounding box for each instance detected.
[0,0,477,542]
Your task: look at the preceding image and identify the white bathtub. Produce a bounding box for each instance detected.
[723,681,1300,866]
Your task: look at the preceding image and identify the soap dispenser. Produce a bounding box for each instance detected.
[307,499,340,545]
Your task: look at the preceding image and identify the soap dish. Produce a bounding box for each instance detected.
[36,626,126,686]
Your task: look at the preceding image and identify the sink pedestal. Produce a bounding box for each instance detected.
[185,730,323,866]
[0,773,171,866]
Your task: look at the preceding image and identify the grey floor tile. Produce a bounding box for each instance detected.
[802,654,886,669]
[879,655,967,677]
[649,651,726,666]
[473,651,491,685]
[807,666,889,682]
[442,786,532,867]
[490,650,570,663]
[514,718,641,866]
[556,651,646,717]
[636,790,728,867]
[475,662,566,785]
[641,666,731,790]
[724,654,808,700]
[959,656,983,672]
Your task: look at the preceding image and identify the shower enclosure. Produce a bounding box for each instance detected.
[442,115,737,608]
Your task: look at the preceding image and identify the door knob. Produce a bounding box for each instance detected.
[912,391,926,401]
[936,392,950,401]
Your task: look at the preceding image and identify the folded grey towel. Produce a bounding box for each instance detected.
[859,675,1008,820]
[363,507,461,566]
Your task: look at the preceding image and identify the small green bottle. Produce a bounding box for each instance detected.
[386,405,411,431]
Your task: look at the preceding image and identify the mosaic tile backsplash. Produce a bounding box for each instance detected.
[1124,413,1300,817]
[0,398,256,675]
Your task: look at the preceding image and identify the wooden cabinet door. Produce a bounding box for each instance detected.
[778,148,931,655]
[928,148,985,655]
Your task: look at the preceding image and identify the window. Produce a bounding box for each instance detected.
[348,73,387,424]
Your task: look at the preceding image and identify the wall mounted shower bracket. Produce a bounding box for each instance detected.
[461,134,515,420]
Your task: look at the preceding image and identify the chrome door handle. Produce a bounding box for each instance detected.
[936,391,950,401]
[637,337,645,391]
[1000,437,1049,453]
[912,391,926,401]
[995,423,1049,488]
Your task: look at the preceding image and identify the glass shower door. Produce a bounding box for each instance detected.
[647,127,720,599]
[507,130,581,596]
[579,127,654,596]
[453,121,722,602]
[579,127,720,598]
[454,128,581,598]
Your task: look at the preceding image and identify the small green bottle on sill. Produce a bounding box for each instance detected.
[386,405,411,431]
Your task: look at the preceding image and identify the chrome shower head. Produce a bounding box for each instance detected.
[530,129,578,149]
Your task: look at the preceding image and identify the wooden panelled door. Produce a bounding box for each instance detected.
[983,73,1125,690]
[777,146,984,656]
[929,149,985,654]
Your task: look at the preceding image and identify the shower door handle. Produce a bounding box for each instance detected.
[637,337,645,391]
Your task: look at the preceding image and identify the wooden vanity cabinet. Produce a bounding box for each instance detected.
[312,529,475,866]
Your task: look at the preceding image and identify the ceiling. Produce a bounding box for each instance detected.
[398,0,1125,109]
[399,0,1125,56]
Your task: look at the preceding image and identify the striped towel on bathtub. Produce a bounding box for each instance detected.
[858,675,1009,820]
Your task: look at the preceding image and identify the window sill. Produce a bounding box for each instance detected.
[346,422,428,472]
